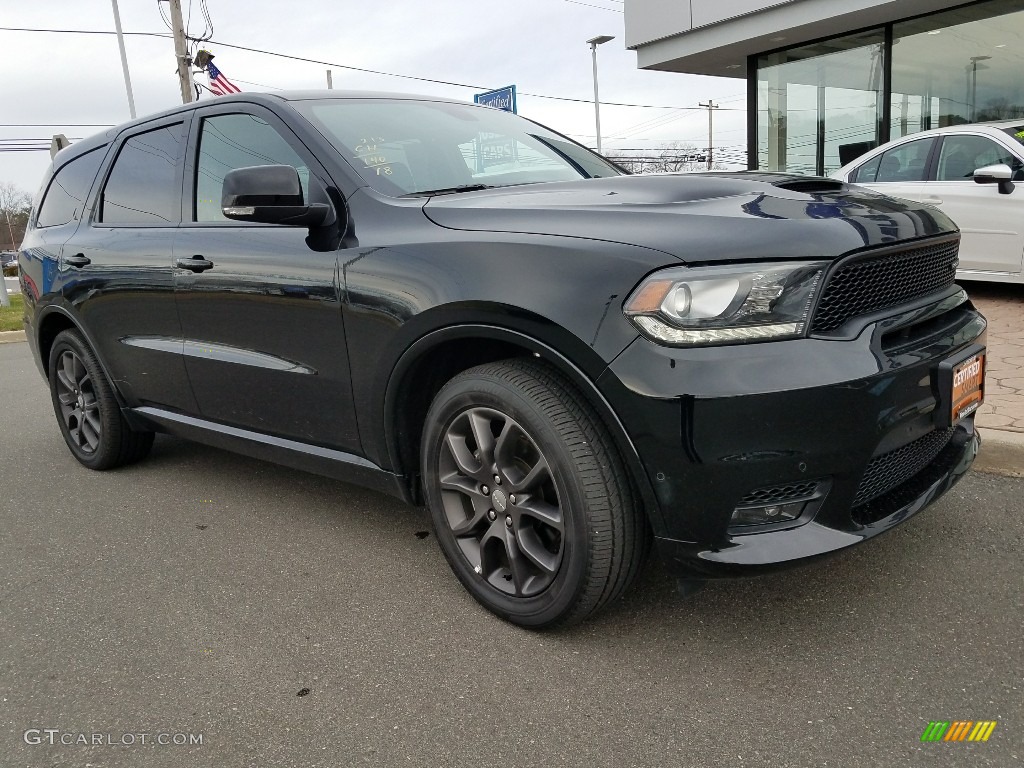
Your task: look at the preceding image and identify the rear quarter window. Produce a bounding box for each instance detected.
[35,147,106,228]
[851,154,882,183]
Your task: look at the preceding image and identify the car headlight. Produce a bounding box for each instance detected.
[623,262,827,346]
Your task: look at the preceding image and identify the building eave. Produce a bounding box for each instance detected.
[628,0,974,77]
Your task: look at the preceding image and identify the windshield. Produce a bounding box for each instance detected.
[1003,126,1024,148]
[291,98,623,196]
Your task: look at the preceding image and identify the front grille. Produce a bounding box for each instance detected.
[740,480,820,506]
[853,427,957,508]
[810,239,958,333]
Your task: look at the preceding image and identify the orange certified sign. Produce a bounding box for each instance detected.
[951,353,985,422]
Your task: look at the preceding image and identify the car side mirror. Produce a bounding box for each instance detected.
[973,163,1015,195]
[221,165,332,226]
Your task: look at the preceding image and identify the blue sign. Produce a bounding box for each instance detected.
[474,85,517,114]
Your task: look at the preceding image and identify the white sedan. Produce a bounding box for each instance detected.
[832,120,1024,284]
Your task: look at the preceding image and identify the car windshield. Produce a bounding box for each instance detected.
[1002,126,1024,148]
[291,98,623,196]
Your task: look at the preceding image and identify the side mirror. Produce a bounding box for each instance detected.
[973,163,1015,195]
[221,165,331,226]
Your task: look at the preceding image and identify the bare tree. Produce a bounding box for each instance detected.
[978,97,1024,122]
[0,182,33,252]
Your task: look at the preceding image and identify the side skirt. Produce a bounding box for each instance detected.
[128,406,414,504]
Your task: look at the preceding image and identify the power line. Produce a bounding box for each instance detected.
[0,124,113,128]
[202,37,739,109]
[230,77,284,91]
[0,138,86,142]
[563,0,623,12]
[0,26,744,112]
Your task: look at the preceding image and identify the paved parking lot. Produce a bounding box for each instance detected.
[1,340,1021,767]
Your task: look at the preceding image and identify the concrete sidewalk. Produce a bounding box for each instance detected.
[966,282,1024,476]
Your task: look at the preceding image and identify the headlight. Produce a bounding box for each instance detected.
[623,262,827,346]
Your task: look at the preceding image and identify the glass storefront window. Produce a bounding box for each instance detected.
[754,0,1024,174]
[757,31,884,176]
[891,0,1024,140]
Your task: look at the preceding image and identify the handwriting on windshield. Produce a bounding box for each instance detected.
[354,137,393,176]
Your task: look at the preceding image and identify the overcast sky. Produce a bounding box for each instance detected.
[1,0,749,195]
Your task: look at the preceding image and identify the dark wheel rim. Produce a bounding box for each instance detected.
[438,407,564,597]
[55,349,101,454]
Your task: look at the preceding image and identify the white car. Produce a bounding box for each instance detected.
[832,120,1024,284]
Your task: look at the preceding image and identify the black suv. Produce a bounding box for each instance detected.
[18,92,986,628]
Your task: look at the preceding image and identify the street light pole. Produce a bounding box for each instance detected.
[110,0,137,119]
[587,35,615,155]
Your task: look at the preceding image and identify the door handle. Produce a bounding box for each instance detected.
[65,253,91,268]
[921,196,943,205]
[176,255,215,273]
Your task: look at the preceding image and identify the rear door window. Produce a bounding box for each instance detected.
[871,138,936,183]
[36,147,106,228]
[101,123,185,224]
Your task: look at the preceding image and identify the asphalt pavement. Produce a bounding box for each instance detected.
[1,341,1021,767]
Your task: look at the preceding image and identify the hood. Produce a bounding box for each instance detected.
[422,173,957,263]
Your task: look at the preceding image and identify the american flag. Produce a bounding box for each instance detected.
[207,61,241,96]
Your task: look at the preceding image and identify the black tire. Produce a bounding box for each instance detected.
[48,329,154,470]
[421,358,648,628]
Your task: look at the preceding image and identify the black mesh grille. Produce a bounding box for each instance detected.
[852,428,966,526]
[740,480,820,506]
[811,239,958,333]
[853,427,957,508]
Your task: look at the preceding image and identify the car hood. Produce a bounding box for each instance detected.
[422,173,956,263]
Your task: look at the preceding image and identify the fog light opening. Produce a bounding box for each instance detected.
[730,501,806,528]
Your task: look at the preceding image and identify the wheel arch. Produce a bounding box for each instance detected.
[36,305,83,381]
[34,305,131,410]
[382,324,658,519]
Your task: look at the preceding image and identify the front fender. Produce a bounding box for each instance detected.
[378,322,662,533]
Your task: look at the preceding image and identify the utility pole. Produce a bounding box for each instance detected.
[699,100,719,170]
[167,0,194,104]
[326,70,333,89]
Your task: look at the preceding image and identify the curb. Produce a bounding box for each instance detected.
[973,428,1024,478]
[0,330,26,344]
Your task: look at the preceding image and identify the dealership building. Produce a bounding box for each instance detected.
[625,0,1024,175]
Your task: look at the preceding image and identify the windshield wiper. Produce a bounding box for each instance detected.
[404,184,493,197]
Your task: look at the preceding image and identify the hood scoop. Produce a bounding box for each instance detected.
[772,178,846,194]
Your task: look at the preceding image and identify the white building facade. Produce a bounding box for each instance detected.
[626,0,1024,174]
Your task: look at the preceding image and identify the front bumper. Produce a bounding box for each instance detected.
[599,288,987,579]
[655,424,977,577]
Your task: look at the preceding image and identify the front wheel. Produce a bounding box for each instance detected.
[48,329,154,470]
[421,359,647,628]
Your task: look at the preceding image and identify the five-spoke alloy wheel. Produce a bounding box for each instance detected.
[422,359,648,628]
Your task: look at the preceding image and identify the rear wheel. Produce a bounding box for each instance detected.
[421,359,647,628]
[48,329,154,470]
